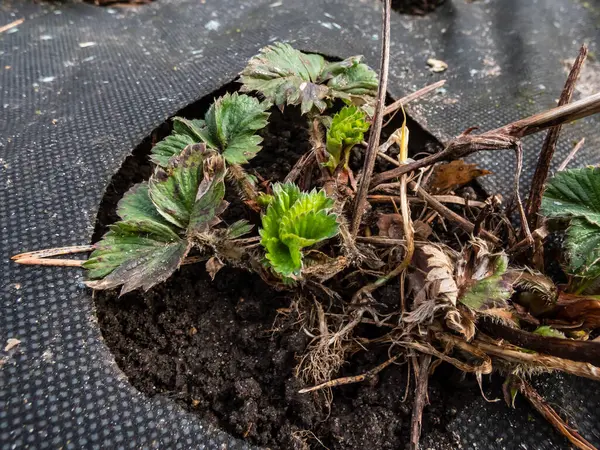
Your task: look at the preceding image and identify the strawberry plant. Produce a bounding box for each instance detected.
[13,29,600,450]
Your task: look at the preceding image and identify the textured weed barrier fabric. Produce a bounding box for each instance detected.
[1,0,600,448]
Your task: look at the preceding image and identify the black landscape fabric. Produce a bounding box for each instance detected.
[1,0,599,448]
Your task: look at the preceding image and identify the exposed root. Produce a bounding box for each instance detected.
[299,352,404,394]
[410,354,432,450]
[509,375,598,450]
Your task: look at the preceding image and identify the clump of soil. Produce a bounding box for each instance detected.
[93,90,474,448]
[391,0,445,15]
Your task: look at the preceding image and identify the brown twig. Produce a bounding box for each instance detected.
[400,340,492,374]
[557,137,586,172]
[284,150,316,185]
[512,376,597,450]
[410,354,432,450]
[526,44,588,230]
[12,244,210,267]
[383,79,447,116]
[370,91,600,187]
[472,339,600,382]
[408,181,501,244]
[513,143,533,243]
[298,353,403,394]
[350,0,391,235]
[0,18,24,34]
[356,236,407,246]
[12,245,94,267]
[368,194,487,208]
[479,320,600,366]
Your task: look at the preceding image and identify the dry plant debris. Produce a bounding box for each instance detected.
[13,4,600,448]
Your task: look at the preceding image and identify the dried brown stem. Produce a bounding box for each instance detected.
[514,376,597,450]
[13,258,86,267]
[368,194,487,208]
[350,0,391,235]
[356,236,407,246]
[473,339,600,382]
[408,181,501,245]
[298,353,403,394]
[526,44,588,230]
[400,340,492,374]
[0,18,24,34]
[284,150,316,185]
[370,91,600,187]
[557,137,586,172]
[513,143,533,243]
[410,354,432,450]
[383,80,446,116]
[12,245,95,261]
[479,320,600,366]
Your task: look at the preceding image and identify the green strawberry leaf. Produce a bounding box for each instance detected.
[227,220,254,239]
[172,117,205,140]
[85,227,189,295]
[189,154,227,233]
[239,42,328,114]
[532,326,566,339]
[197,92,270,164]
[459,255,514,310]
[259,183,338,277]
[148,144,212,229]
[542,167,600,226]
[565,217,600,279]
[150,134,196,167]
[325,60,378,97]
[239,43,378,115]
[543,167,600,283]
[85,144,230,293]
[115,183,181,241]
[325,105,370,172]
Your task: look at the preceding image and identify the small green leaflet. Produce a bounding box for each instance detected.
[150,95,268,167]
[325,62,378,97]
[149,145,207,229]
[84,144,243,294]
[239,42,378,115]
[325,105,370,172]
[542,167,600,280]
[196,92,270,164]
[459,255,514,310]
[259,183,339,277]
[150,134,196,167]
[532,326,565,339]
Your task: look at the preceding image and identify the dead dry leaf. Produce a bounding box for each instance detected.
[430,160,492,193]
[5,338,21,352]
[206,256,224,280]
[552,293,600,330]
[427,58,448,73]
[377,213,404,239]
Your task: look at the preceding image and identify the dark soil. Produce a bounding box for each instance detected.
[93,86,481,449]
[390,0,446,15]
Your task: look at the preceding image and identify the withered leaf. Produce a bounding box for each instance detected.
[377,213,404,239]
[405,244,458,325]
[206,256,225,281]
[551,293,600,329]
[430,160,492,193]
